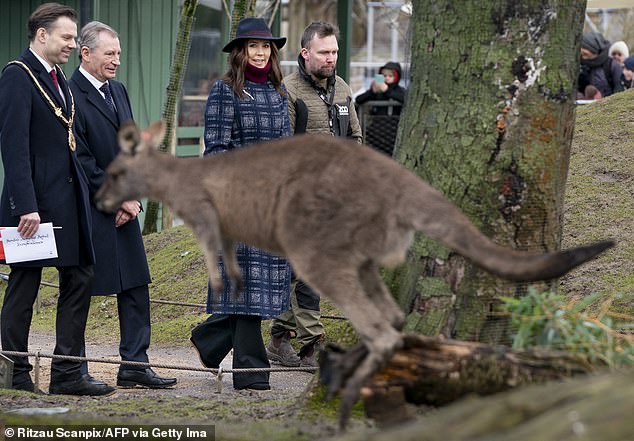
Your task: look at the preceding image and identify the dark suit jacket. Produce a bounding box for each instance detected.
[0,49,94,267]
[70,68,151,295]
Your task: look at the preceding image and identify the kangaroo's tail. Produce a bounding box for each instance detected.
[472,239,615,282]
[409,186,615,282]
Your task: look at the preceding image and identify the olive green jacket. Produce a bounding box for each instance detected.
[283,68,362,143]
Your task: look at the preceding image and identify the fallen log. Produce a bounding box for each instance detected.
[320,334,596,426]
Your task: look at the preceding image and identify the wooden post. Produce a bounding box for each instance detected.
[0,353,13,389]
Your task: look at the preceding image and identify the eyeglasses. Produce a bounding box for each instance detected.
[612,52,623,56]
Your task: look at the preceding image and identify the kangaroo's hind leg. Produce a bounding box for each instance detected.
[358,260,405,330]
[296,261,403,430]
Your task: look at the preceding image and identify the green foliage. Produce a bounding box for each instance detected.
[501,289,634,368]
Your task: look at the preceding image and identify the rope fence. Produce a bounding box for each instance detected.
[0,271,325,393]
[0,350,317,394]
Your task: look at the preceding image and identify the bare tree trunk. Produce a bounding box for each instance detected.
[387,1,586,343]
[143,0,199,234]
[230,0,257,38]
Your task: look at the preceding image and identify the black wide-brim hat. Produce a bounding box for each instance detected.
[222,17,287,53]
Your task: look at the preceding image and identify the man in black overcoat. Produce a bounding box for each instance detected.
[70,21,176,388]
[0,3,114,395]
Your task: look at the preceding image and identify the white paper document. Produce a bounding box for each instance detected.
[0,222,58,263]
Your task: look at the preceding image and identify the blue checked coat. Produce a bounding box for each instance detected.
[203,79,291,318]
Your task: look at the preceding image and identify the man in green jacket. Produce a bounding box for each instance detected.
[267,21,362,368]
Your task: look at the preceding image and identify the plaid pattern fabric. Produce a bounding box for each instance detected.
[203,79,292,318]
[206,243,291,319]
[204,80,291,154]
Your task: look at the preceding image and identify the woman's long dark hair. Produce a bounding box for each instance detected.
[223,40,285,98]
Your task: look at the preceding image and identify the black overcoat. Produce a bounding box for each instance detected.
[70,69,151,295]
[0,49,94,267]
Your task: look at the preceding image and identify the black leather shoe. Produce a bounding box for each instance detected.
[236,383,271,391]
[117,368,177,389]
[49,377,115,396]
[82,373,107,386]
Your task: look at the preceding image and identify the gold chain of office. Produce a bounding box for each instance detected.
[6,60,76,151]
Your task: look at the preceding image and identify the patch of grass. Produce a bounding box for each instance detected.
[561,90,634,321]
[0,390,351,441]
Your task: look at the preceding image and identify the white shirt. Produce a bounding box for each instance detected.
[29,47,66,106]
[79,66,109,99]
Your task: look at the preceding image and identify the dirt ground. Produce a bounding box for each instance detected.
[0,332,352,439]
[1,331,315,401]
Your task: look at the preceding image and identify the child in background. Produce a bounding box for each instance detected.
[356,62,405,114]
[355,62,406,155]
[609,40,629,66]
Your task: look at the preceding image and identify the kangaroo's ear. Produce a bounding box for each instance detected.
[142,120,166,148]
[118,121,142,155]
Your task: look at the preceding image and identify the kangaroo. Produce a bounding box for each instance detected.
[95,121,613,427]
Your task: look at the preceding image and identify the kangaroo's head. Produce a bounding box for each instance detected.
[94,120,166,213]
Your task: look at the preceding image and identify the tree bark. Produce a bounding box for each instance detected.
[333,369,634,441]
[356,334,594,425]
[230,0,257,38]
[387,1,587,343]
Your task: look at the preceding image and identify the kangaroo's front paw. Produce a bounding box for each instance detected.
[319,343,368,401]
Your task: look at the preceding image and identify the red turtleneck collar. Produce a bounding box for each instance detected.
[245,60,272,83]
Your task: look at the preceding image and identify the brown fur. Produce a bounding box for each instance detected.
[95,121,614,427]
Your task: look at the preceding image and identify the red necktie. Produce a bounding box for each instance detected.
[50,68,65,107]
[50,68,59,89]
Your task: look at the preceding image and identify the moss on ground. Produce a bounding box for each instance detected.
[0,392,343,441]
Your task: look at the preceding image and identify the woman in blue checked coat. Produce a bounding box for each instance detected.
[190,18,291,391]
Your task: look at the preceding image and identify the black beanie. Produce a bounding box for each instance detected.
[581,31,609,55]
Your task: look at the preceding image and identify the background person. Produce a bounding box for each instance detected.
[578,31,623,98]
[355,61,406,155]
[609,40,629,66]
[267,21,362,368]
[622,55,634,89]
[70,21,177,389]
[189,17,292,391]
[355,62,405,109]
[0,2,113,396]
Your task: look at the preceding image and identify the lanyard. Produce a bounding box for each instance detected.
[316,82,337,135]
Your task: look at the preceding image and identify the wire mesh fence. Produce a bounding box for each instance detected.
[357,100,402,156]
